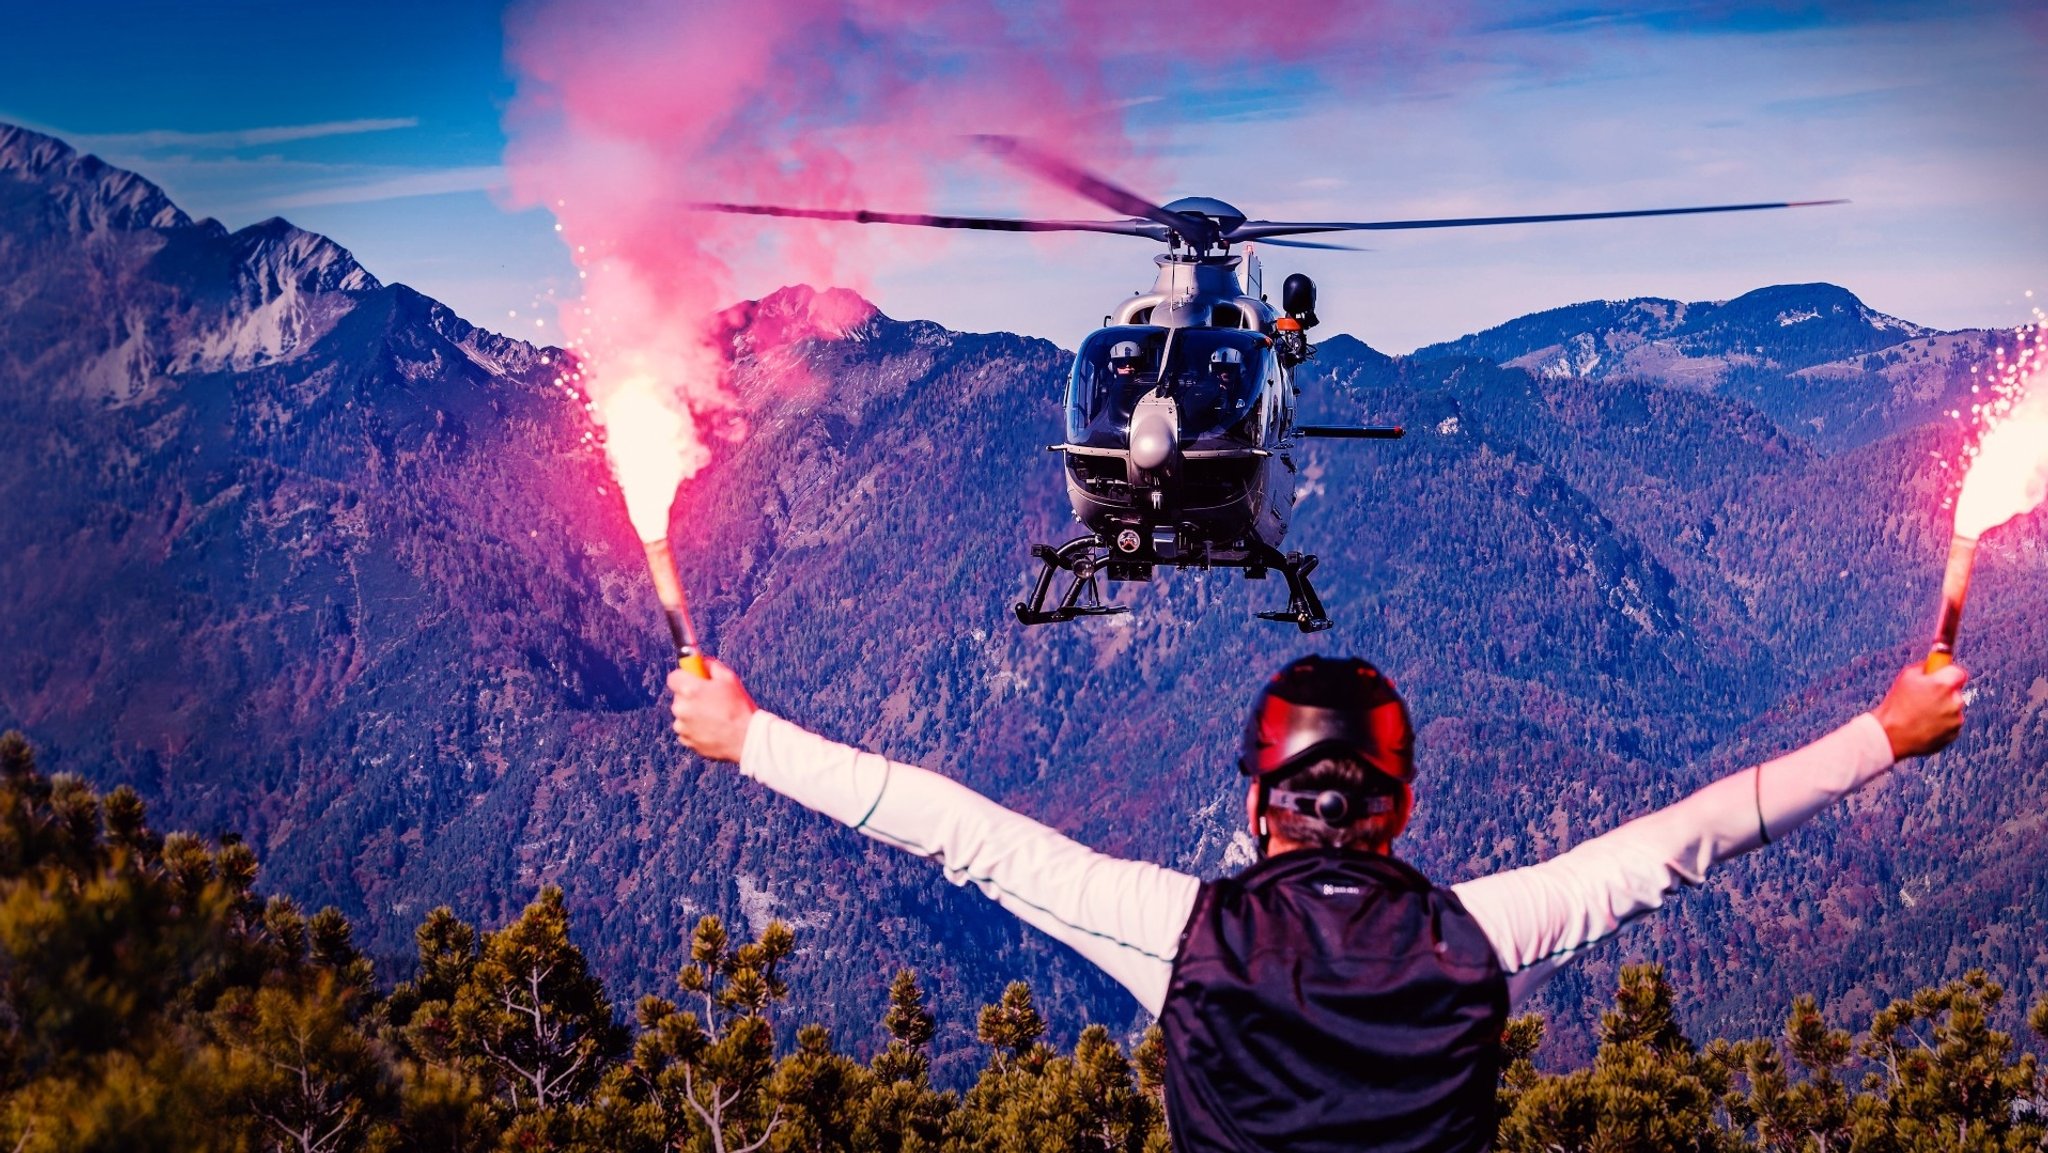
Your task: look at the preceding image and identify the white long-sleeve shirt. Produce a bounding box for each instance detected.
[738,710,1897,1017]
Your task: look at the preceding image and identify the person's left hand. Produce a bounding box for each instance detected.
[669,658,757,763]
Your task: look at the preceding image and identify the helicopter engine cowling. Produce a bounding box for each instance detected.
[1128,392,1180,476]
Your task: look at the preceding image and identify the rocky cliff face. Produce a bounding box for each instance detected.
[2,123,2042,1070]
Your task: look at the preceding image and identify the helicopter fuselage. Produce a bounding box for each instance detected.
[1054,248,1300,582]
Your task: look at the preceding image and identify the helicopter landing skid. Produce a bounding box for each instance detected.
[1015,539,1333,633]
[1252,550,1333,634]
[1014,538,1130,625]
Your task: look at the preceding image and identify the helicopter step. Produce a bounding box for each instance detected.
[1014,537,1333,633]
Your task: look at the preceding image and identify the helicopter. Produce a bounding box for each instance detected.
[695,136,1840,632]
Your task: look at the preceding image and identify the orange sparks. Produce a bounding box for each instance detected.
[1951,318,2048,541]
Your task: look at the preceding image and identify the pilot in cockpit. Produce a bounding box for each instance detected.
[1208,346,1244,389]
[1108,340,1146,386]
[1175,345,1244,431]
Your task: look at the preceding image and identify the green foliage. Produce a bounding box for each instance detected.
[3,734,2042,1153]
[561,914,792,1152]
[446,885,624,1116]
[1840,971,2044,1151]
[1502,964,2048,1153]
[1501,964,1745,1152]
[945,983,1158,1153]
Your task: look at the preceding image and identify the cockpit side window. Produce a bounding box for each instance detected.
[1068,326,1165,443]
[1159,329,1271,442]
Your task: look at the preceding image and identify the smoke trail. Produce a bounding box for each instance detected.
[501,0,1450,520]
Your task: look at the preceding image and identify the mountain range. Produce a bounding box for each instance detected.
[2,123,2042,1073]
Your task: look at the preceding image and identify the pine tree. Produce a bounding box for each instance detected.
[854,969,953,1151]
[385,905,481,1069]
[1712,993,1854,1150]
[767,1023,874,1151]
[949,982,1161,1152]
[207,973,397,1153]
[975,983,1050,1074]
[1068,1025,1160,1151]
[1132,1026,1170,1153]
[447,885,624,1122]
[1493,1013,1546,1130]
[1843,970,2044,1151]
[568,915,794,1153]
[1498,963,1745,1152]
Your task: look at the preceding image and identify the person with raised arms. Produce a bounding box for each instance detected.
[668,654,1965,1153]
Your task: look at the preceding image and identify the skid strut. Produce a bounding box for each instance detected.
[1015,537,1129,625]
[1255,550,1333,634]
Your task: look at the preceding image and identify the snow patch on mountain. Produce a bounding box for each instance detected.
[75,308,163,404]
[1513,332,1604,379]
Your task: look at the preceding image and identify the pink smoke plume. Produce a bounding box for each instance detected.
[501,0,1450,534]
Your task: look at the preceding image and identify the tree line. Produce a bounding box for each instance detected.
[1,731,2041,1152]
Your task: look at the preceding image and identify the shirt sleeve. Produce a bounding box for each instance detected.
[738,709,1201,1017]
[1451,713,1896,1009]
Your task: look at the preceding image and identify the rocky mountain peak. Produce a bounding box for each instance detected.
[229,216,381,295]
[0,122,192,234]
[1713,282,1929,338]
[720,284,883,353]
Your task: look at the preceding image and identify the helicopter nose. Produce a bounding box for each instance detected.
[1130,406,1178,472]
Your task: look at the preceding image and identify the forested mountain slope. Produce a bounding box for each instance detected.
[2,123,2041,1069]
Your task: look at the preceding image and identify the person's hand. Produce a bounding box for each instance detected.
[669,658,757,763]
[1871,662,1967,760]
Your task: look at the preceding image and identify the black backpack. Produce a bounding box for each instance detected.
[1162,849,1508,1152]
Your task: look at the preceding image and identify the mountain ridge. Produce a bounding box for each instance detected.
[2,124,2042,1072]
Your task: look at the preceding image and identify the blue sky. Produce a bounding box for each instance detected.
[3,0,2042,352]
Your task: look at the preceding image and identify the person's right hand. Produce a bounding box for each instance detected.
[669,658,757,764]
[1871,662,1967,760]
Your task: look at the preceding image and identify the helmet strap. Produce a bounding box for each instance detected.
[1254,778,1272,858]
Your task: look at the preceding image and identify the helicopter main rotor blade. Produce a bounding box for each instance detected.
[689,201,1169,239]
[1252,236,1368,251]
[973,134,1220,249]
[1230,199,1848,240]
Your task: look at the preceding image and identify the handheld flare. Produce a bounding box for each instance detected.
[1924,324,2048,671]
[1924,534,1977,673]
[641,537,709,679]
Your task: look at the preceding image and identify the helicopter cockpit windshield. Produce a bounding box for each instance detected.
[1067,326,1269,446]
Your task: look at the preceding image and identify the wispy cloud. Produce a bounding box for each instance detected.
[74,118,419,152]
[269,164,506,207]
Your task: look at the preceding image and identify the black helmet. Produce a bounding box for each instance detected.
[1239,656,1414,785]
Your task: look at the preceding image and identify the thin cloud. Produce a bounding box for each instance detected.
[76,118,419,151]
[269,165,506,207]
